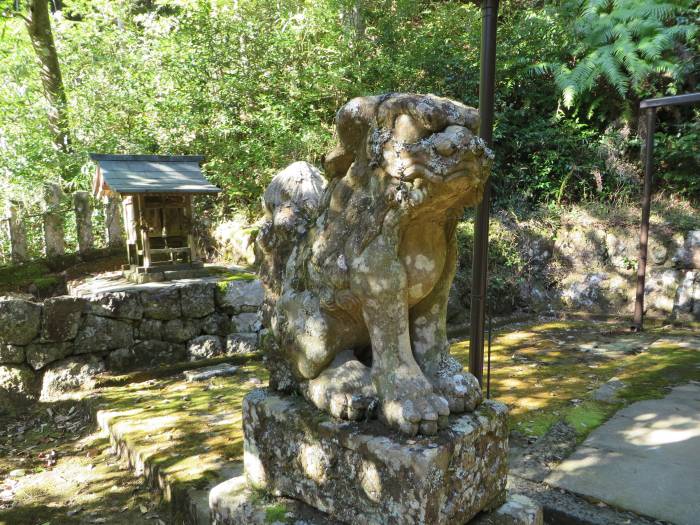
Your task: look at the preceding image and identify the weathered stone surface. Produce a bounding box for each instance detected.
[88,291,143,320]
[25,342,73,370]
[5,201,27,264]
[213,215,259,266]
[74,314,134,353]
[73,191,94,254]
[201,312,232,336]
[187,335,224,360]
[0,298,41,345]
[673,230,700,269]
[179,282,216,318]
[106,348,134,371]
[210,475,340,525]
[644,269,683,315]
[43,182,65,257]
[257,94,489,436]
[471,494,543,525]
[163,318,201,343]
[183,363,238,382]
[140,288,181,320]
[672,270,700,321]
[243,390,508,525]
[42,296,85,341]
[547,384,700,525]
[216,279,264,314]
[105,194,124,248]
[592,377,626,403]
[137,318,163,340]
[231,312,260,333]
[40,356,105,401]
[0,344,25,365]
[107,340,186,371]
[226,333,258,354]
[0,365,36,409]
[560,272,631,313]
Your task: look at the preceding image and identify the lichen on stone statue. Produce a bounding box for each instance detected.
[257,93,492,436]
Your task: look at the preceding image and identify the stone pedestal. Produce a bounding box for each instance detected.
[242,389,508,525]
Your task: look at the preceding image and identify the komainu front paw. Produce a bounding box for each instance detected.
[428,356,482,413]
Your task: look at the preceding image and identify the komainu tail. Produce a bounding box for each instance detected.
[257,161,326,295]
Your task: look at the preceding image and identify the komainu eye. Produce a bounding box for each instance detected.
[393,114,430,143]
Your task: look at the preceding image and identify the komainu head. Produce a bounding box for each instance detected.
[324,93,492,212]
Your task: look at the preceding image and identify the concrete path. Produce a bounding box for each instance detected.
[546,382,700,525]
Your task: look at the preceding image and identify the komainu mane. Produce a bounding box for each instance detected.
[257,93,492,436]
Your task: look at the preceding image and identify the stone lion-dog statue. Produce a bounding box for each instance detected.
[257,93,492,436]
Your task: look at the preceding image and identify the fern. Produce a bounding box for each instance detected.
[542,0,697,110]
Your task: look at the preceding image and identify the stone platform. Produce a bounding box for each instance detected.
[241,389,509,525]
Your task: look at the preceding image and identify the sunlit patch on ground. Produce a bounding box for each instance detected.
[96,362,268,489]
[450,318,700,440]
[1,318,698,523]
[0,401,166,525]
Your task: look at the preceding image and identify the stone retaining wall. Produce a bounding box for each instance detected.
[447,220,700,322]
[0,278,264,410]
[553,227,700,319]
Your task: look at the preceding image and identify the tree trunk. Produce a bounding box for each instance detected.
[351,0,365,40]
[342,0,365,41]
[25,0,70,156]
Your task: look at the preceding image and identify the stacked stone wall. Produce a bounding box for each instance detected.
[447,222,700,322]
[0,279,264,409]
[552,227,700,320]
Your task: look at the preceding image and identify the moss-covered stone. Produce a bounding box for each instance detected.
[242,389,507,525]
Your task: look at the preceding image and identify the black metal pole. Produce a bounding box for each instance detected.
[632,107,656,331]
[486,304,492,399]
[469,0,498,385]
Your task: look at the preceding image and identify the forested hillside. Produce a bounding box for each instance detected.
[0,0,698,257]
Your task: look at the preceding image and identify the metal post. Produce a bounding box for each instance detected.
[632,108,656,331]
[486,304,493,399]
[469,0,499,384]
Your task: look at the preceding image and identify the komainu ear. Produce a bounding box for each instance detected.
[335,95,385,153]
[322,146,354,179]
[321,95,386,179]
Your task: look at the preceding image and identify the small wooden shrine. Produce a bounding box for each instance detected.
[91,154,220,279]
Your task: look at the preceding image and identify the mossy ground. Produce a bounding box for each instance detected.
[451,318,700,440]
[96,361,268,490]
[1,318,698,524]
[0,400,165,525]
[0,252,124,297]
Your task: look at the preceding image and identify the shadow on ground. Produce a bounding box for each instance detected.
[2,317,699,524]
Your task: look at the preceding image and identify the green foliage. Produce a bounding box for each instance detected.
[494,111,604,205]
[265,503,289,524]
[455,215,531,314]
[655,109,700,197]
[543,0,697,111]
[0,0,698,260]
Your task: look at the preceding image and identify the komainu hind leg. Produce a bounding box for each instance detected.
[302,350,377,420]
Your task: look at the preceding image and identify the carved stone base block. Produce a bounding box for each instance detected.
[243,389,508,525]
